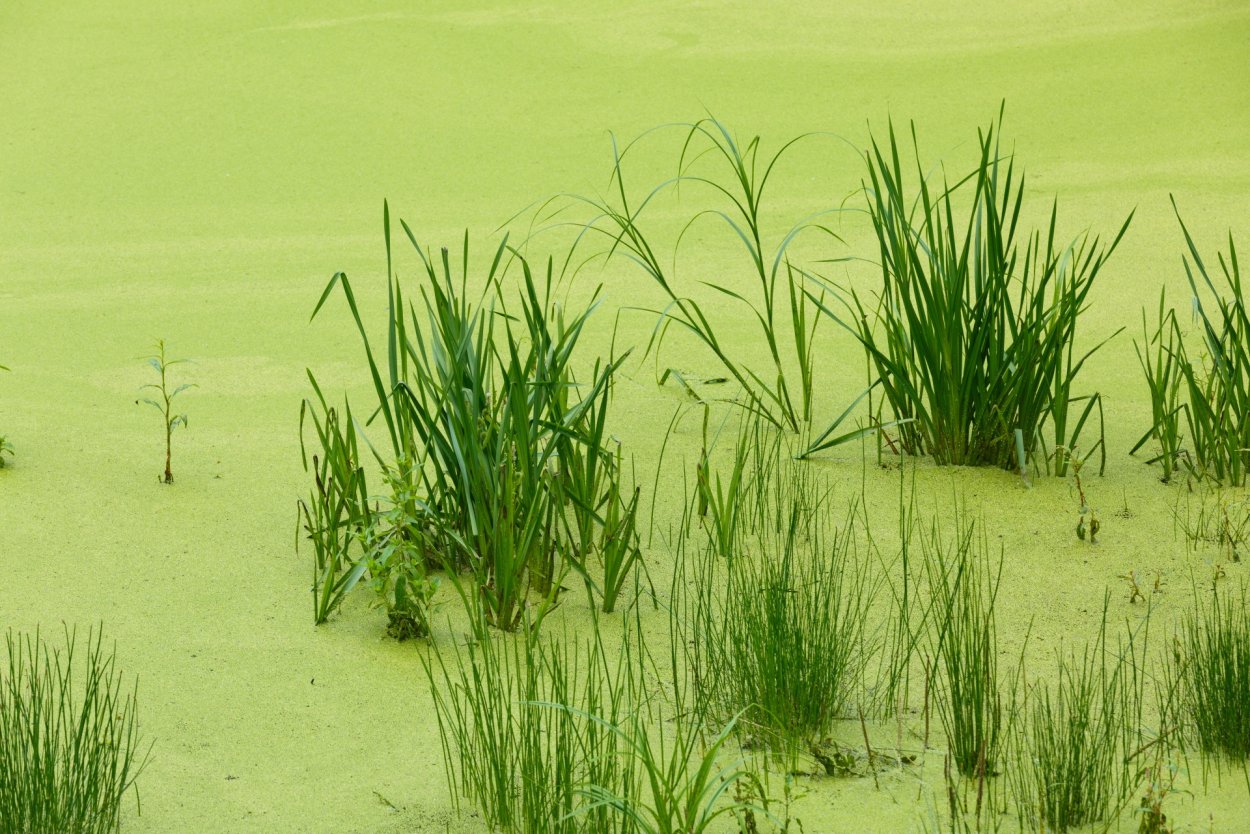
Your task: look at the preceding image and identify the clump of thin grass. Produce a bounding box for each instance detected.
[811,111,1130,474]
[922,513,1005,781]
[425,608,770,834]
[1174,489,1250,562]
[1008,603,1150,832]
[0,627,150,834]
[682,418,877,767]
[1133,200,1250,486]
[1165,582,1250,761]
[423,625,639,834]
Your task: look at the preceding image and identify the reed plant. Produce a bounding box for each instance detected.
[0,628,149,834]
[571,118,870,445]
[308,204,638,634]
[1132,202,1250,486]
[298,381,372,625]
[1165,582,1250,761]
[1008,604,1150,832]
[812,114,1129,474]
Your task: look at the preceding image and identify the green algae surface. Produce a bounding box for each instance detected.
[2,2,1250,831]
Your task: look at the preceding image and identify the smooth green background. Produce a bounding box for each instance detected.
[2,2,1249,831]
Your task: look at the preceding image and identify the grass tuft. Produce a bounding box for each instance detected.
[1133,200,1250,486]
[1008,602,1149,832]
[1165,582,1250,761]
[0,627,150,834]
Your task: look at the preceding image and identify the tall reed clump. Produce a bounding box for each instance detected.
[570,118,870,448]
[1008,605,1149,832]
[1165,583,1250,761]
[0,628,149,834]
[922,514,1006,782]
[1132,201,1250,486]
[812,113,1130,475]
[306,204,641,634]
[683,419,877,767]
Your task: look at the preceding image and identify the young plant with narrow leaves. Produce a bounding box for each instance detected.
[139,339,193,484]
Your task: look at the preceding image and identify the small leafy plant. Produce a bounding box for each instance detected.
[0,627,150,834]
[0,362,11,467]
[139,339,193,484]
[1072,455,1100,543]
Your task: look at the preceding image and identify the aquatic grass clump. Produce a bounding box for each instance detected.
[298,383,372,625]
[685,427,876,765]
[1166,583,1250,760]
[424,628,640,834]
[1009,607,1149,832]
[308,204,640,634]
[814,114,1130,474]
[1133,202,1250,486]
[923,515,1005,780]
[0,628,149,834]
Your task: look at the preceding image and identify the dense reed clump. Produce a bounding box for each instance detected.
[1008,606,1149,832]
[305,204,643,635]
[812,113,1130,474]
[922,514,1005,781]
[1133,201,1250,486]
[0,628,149,834]
[1165,583,1250,761]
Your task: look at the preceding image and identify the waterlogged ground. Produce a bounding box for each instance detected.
[3,2,1250,832]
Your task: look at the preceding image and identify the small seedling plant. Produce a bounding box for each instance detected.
[139,339,193,484]
[0,361,11,467]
